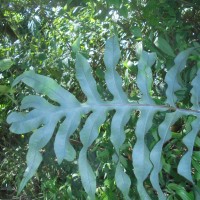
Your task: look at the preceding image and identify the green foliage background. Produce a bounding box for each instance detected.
[0,0,200,199]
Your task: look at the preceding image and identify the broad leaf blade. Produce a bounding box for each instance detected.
[29,120,57,149]
[18,148,42,194]
[178,117,200,183]
[7,95,61,134]
[165,48,194,106]
[191,69,200,110]
[12,70,80,107]
[78,148,96,200]
[104,36,128,102]
[6,36,200,200]
[78,110,107,199]
[7,111,45,134]
[137,51,156,103]
[110,107,132,198]
[20,95,56,110]
[110,107,131,154]
[132,108,156,200]
[18,120,57,193]
[115,163,131,200]
[104,36,121,69]
[75,53,103,104]
[178,70,200,184]
[178,70,200,182]
[150,111,182,199]
[54,112,81,164]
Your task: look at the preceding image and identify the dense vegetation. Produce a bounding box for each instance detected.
[0,0,200,199]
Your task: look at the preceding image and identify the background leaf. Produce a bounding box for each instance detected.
[154,36,175,57]
[0,58,14,72]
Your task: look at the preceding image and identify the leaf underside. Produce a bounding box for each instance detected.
[7,36,200,199]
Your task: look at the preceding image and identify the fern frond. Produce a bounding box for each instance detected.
[6,36,199,200]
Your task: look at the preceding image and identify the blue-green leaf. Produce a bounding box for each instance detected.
[7,111,45,134]
[137,51,156,104]
[132,108,157,200]
[115,163,131,200]
[20,95,55,110]
[190,69,200,110]
[110,107,131,154]
[104,36,121,69]
[76,53,103,104]
[110,107,132,198]
[78,148,96,200]
[18,148,42,194]
[104,36,132,198]
[29,120,57,149]
[104,36,128,103]
[132,50,158,199]
[18,119,57,193]
[165,48,194,106]
[12,70,80,107]
[178,117,200,183]
[78,110,107,199]
[150,111,182,199]
[178,72,200,182]
[54,112,81,164]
